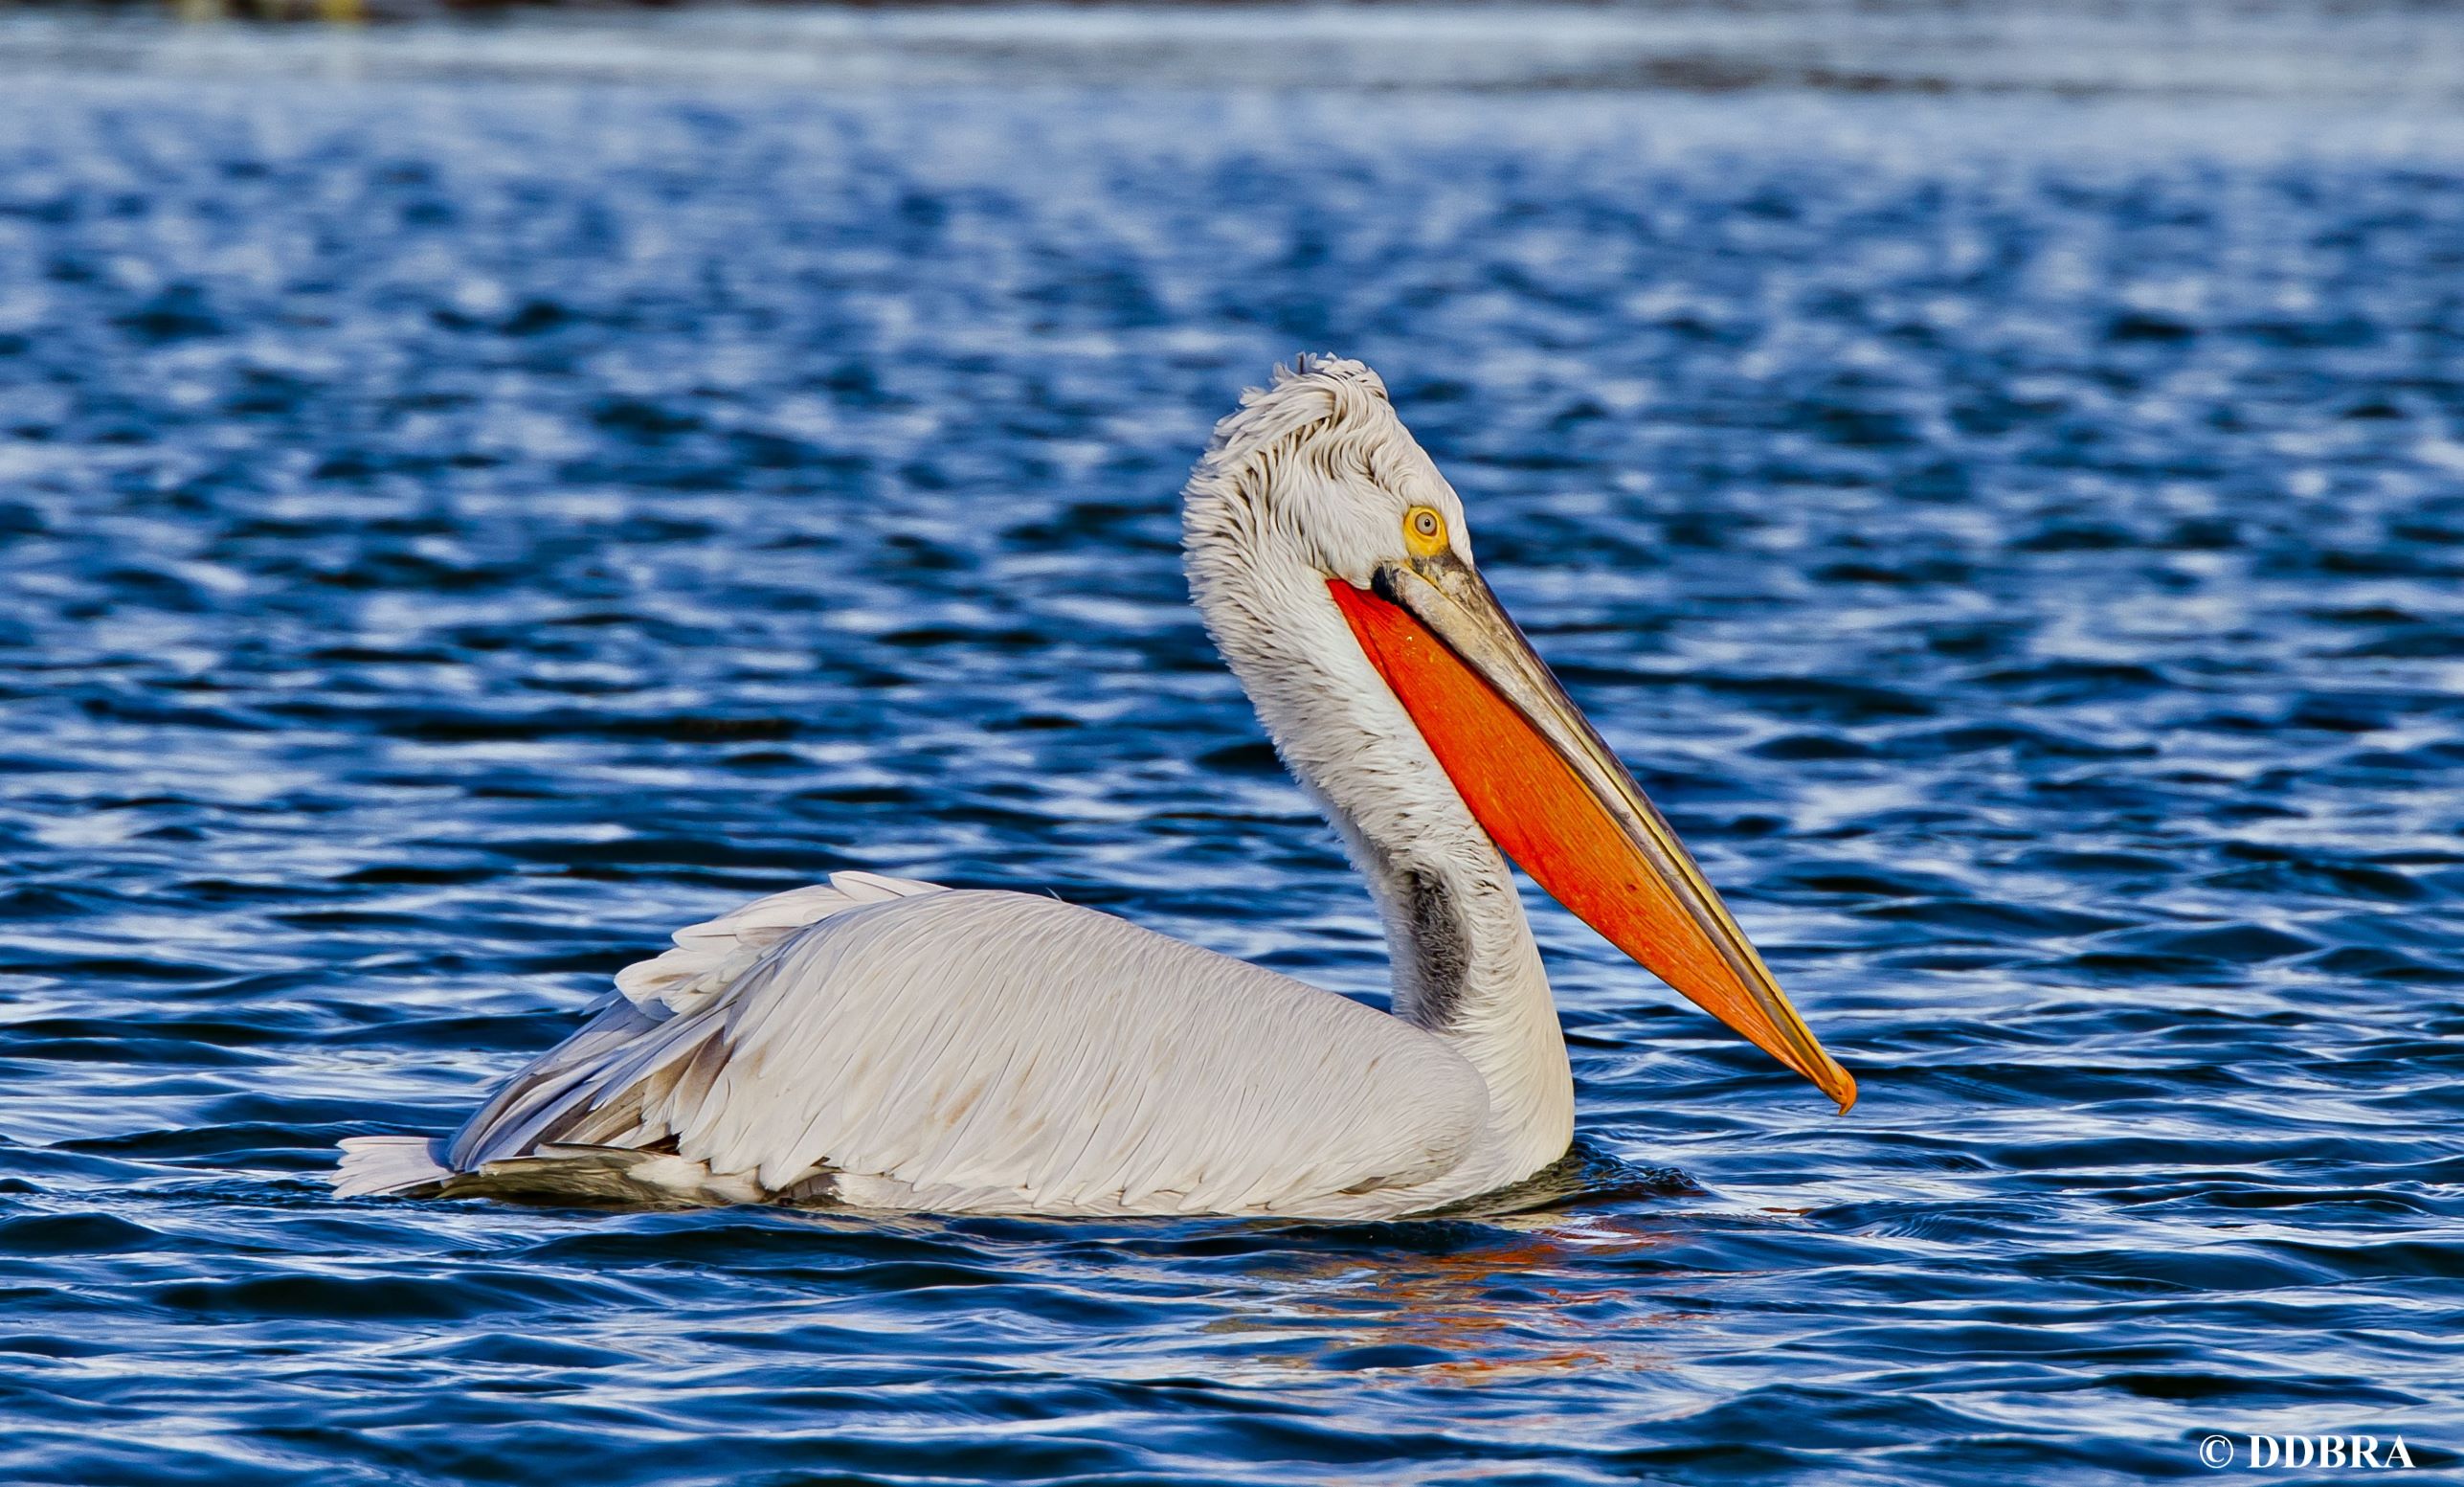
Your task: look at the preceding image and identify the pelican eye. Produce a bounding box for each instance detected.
[1404,506,1446,555]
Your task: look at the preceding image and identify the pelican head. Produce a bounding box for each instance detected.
[1184,355,1854,1111]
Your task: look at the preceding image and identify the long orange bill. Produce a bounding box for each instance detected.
[1330,558,1855,1112]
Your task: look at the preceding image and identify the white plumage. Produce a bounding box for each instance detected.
[335,355,1850,1218]
[347,875,1493,1216]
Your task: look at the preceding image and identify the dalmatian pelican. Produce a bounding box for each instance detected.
[335,355,1853,1217]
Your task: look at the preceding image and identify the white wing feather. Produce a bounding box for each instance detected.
[347,877,1492,1217]
[612,869,947,1016]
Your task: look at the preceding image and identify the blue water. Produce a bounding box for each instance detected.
[2,69,2461,1487]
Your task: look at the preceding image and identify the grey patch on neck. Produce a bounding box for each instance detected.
[1395,866,1472,1032]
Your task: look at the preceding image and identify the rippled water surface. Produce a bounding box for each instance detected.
[4,59,2463,1487]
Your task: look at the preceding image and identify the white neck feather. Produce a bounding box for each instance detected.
[1181,370,1574,1178]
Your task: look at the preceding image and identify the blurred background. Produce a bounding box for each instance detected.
[4,0,2462,99]
[1,4,2460,1486]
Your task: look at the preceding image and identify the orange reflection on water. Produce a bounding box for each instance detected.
[1200,1211,1713,1386]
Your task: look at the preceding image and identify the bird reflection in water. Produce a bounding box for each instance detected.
[1195,1152,1713,1386]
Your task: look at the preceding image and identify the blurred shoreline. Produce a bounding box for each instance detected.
[5,0,2463,99]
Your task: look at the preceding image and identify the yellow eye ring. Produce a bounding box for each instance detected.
[1404,506,1446,555]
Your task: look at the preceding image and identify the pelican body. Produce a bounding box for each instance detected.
[336,357,1852,1218]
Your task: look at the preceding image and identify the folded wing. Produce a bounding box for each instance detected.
[343,878,1489,1216]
